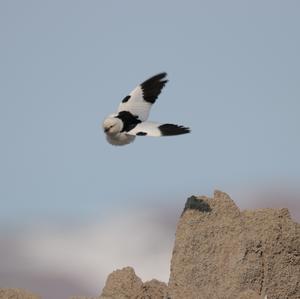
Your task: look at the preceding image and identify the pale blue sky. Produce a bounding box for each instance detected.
[1,0,300,227]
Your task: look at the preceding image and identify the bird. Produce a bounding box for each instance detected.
[102,72,190,146]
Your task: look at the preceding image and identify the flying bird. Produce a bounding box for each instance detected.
[102,72,190,146]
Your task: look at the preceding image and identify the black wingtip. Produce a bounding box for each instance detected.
[140,72,168,104]
[149,72,167,80]
[143,72,168,85]
[159,124,191,136]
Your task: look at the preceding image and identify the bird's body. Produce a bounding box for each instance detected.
[103,72,190,146]
[106,133,136,146]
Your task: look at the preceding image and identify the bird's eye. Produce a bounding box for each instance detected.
[104,125,114,132]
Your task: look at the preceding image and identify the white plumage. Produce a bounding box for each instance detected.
[102,72,190,146]
[118,84,152,122]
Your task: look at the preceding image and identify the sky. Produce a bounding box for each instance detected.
[0,1,300,298]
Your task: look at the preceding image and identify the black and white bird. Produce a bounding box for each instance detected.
[102,72,190,146]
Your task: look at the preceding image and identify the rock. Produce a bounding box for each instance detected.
[99,267,167,299]
[168,190,300,299]
[100,267,143,299]
[0,289,41,299]
[237,289,262,299]
[135,279,167,299]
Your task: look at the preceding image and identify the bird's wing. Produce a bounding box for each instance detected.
[126,122,190,137]
[118,73,168,122]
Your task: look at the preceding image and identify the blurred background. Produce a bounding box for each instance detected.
[0,0,299,298]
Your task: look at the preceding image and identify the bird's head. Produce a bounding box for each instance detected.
[102,117,123,135]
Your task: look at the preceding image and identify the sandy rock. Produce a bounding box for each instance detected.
[168,190,300,299]
[0,289,41,299]
[135,279,167,298]
[100,267,143,299]
[99,267,167,299]
[237,289,262,299]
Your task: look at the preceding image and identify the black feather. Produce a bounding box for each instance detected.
[116,111,141,132]
[136,132,147,136]
[140,72,168,104]
[122,95,131,103]
[159,124,190,136]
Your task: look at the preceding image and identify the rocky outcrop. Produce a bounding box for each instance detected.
[98,191,300,299]
[168,191,300,299]
[0,288,41,299]
[99,267,167,299]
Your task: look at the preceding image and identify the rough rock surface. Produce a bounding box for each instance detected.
[99,267,167,299]
[237,289,262,299]
[100,267,143,299]
[0,289,41,299]
[168,191,300,299]
[134,279,167,299]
